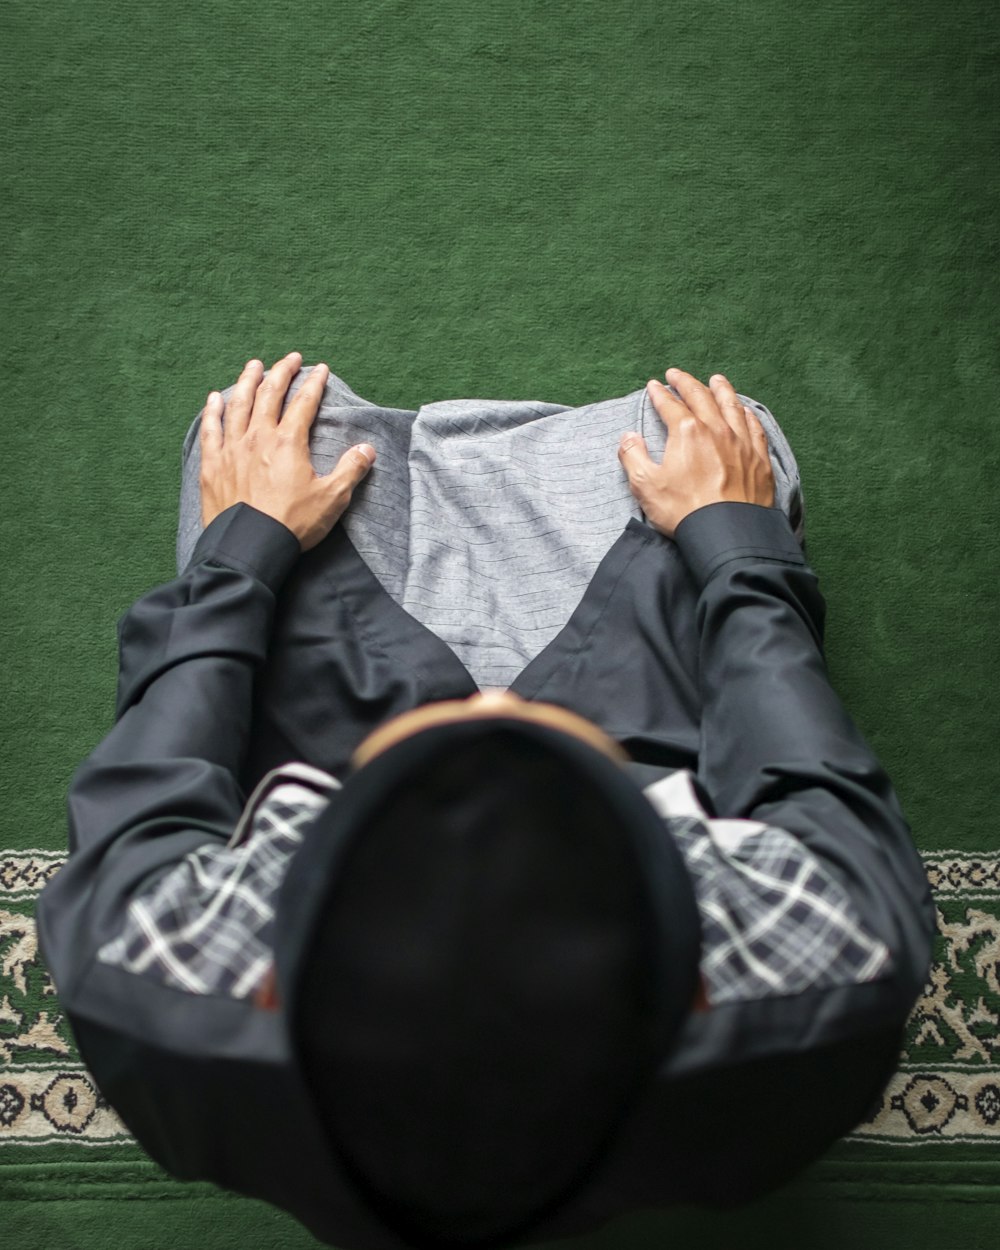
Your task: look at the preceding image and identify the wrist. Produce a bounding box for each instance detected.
[190,503,303,591]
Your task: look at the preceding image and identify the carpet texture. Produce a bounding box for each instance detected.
[2,1,998,1247]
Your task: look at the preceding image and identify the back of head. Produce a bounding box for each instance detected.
[295,729,665,1248]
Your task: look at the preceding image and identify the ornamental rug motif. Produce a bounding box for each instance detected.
[1,848,998,1147]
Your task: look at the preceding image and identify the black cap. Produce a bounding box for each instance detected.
[273,716,702,1249]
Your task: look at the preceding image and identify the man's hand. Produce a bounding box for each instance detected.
[200,351,377,552]
[617,368,775,539]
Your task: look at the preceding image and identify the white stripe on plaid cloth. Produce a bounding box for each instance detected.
[96,767,892,1004]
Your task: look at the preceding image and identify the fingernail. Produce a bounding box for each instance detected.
[357,443,376,464]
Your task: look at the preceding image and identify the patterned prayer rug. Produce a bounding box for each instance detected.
[2,845,998,1153]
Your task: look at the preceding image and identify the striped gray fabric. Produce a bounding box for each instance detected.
[176,368,804,691]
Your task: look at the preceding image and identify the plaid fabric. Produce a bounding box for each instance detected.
[668,816,891,1001]
[96,776,892,1005]
[96,781,331,999]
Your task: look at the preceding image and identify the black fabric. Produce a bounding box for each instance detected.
[34,502,937,1250]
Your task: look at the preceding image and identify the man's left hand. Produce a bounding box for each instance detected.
[200,351,376,552]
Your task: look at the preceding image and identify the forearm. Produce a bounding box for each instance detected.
[37,504,303,1001]
[674,502,935,986]
[69,503,302,859]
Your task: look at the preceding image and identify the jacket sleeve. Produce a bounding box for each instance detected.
[35,503,302,1001]
[672,502,937,1007]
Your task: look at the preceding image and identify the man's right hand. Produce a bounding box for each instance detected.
[617,368,776,539]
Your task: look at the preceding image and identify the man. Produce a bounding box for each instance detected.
[35,354,936,1250]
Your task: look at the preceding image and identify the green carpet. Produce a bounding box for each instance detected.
[2,1,998,1246]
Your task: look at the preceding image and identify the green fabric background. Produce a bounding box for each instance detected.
[2,0,998,1246]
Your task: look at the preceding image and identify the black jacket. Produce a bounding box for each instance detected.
[35,500,936,1250]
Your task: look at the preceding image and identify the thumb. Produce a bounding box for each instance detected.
[325,443,376,508]
[618,431,647,467]
[342,442,376,480]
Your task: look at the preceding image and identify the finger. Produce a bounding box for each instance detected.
[278,362,329,440]
[708,374,751,439]
[250,351,303,430]
[223,358,265,439]
[664,368,729,431]
[743,404,772,462]
[200,392,223,456]
[644,377,691,434]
